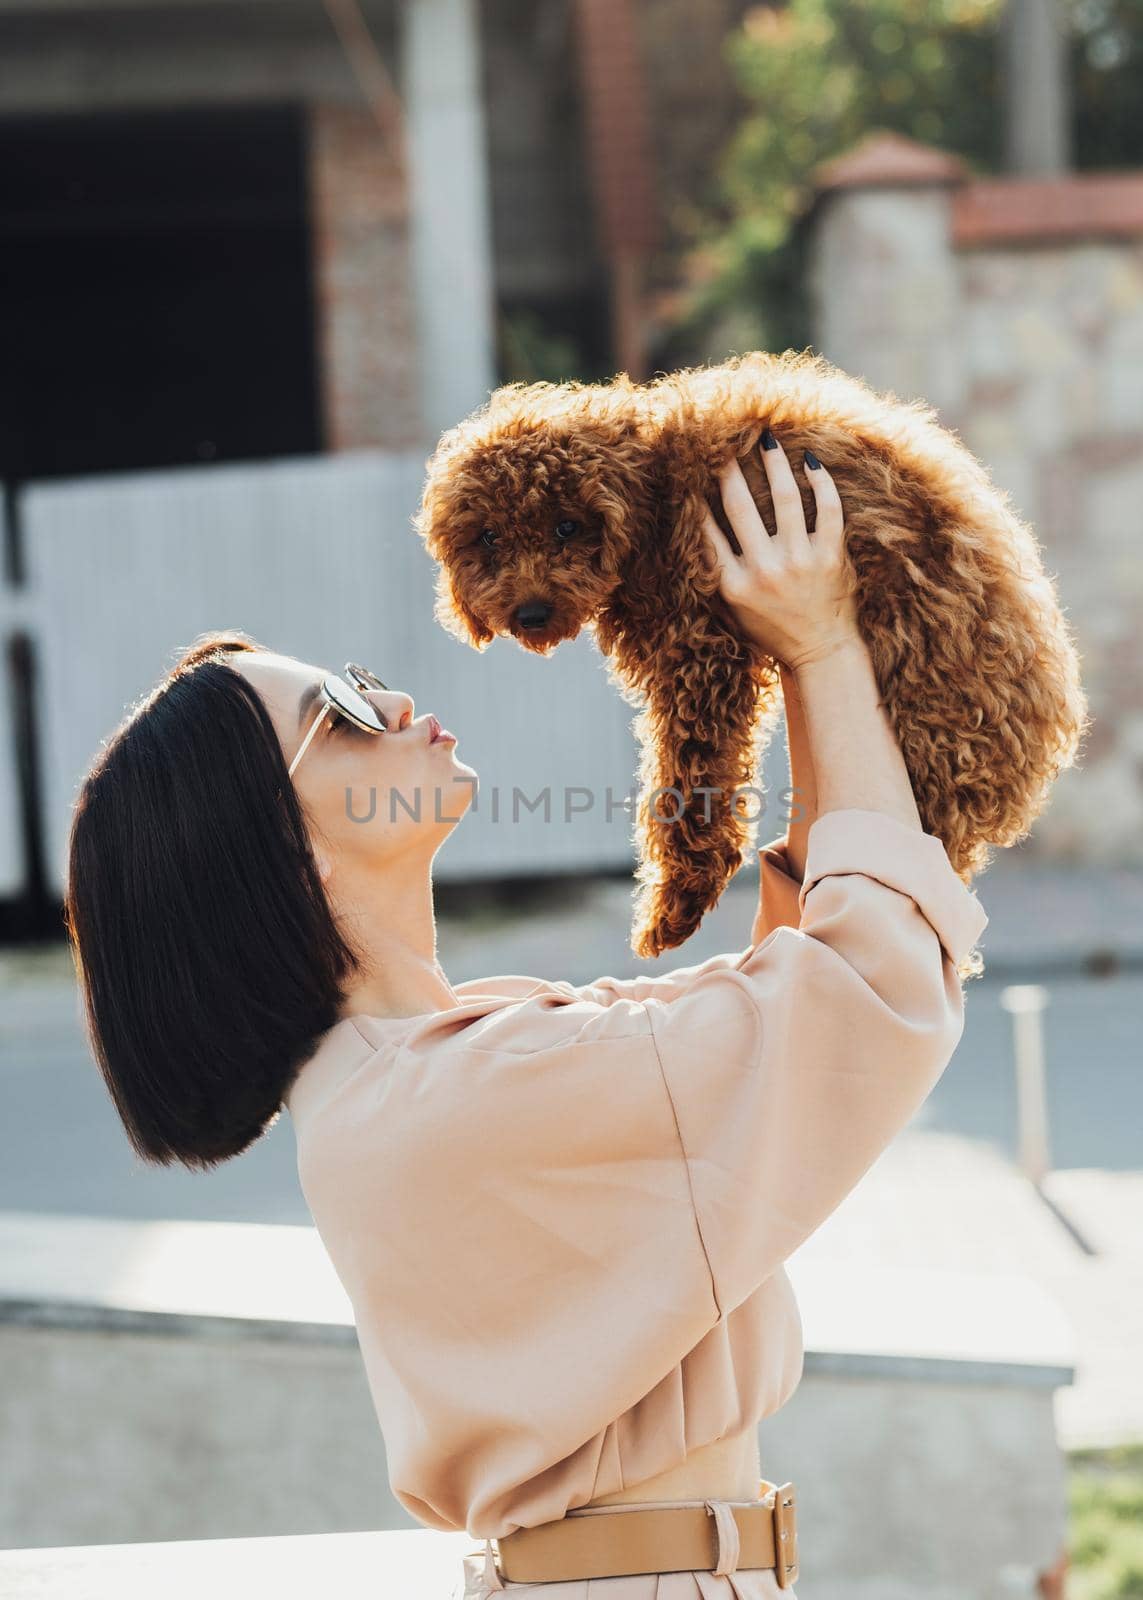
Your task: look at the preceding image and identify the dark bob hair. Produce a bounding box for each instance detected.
[63,629,363,1170]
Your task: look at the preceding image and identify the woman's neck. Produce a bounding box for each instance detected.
[331,858,460,1022]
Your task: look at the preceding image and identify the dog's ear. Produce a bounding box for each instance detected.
[433,568,495,650]
[557,410,655,576]
[413,484,496,648]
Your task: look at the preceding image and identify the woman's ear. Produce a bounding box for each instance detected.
[314,847,334,885]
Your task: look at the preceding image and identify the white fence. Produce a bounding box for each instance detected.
[14,450,649,899]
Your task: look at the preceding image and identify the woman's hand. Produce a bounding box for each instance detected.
[700,430,861,671]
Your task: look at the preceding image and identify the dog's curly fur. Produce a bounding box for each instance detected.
[414,348,1088,974]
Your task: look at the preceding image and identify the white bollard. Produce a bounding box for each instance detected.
[1000,983,1052,1187]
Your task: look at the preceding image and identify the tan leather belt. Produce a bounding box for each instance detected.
[488,1480,798,1587]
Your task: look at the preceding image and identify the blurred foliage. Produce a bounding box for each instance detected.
[1069,1445,1143,1600]
[496,307,588,385]
[657,0,1143,366]
[1072,0,1143,165]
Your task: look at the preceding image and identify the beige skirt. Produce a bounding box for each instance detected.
[457,1497,796,1599]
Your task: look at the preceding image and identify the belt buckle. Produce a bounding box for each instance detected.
[772,1482,798,1589]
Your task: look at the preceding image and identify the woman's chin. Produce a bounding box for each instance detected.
[430,754,477,814]
[446,747,478,781]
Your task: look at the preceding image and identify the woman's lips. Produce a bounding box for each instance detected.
[428,716,456,745]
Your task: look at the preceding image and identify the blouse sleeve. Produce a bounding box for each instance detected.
[637,807,988,1318]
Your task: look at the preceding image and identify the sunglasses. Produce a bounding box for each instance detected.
[287,662,391,779]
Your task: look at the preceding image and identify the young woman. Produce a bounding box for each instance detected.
[65,433,987,1597]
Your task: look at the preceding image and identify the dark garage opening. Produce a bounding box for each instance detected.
[0,102,321,484]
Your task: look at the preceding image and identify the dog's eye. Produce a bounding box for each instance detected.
[555,519,581,541]
[479,528,497,549]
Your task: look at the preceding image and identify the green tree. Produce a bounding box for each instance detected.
[656,0,1143,365]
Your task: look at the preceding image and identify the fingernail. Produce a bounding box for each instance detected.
[804,449,821,470]
[761,427,778,451]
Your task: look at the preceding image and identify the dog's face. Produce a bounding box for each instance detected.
[416,417,651,654]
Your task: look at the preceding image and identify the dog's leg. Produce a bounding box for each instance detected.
[613,606,784,959]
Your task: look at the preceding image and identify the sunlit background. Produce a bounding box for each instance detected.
[0,2,1141,1595]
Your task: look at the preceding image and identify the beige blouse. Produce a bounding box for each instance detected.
[285,808,988,1541]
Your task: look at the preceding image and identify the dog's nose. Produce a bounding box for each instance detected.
[516,600,553,631]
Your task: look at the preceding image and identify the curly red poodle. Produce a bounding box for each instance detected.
[414,348,1088,971]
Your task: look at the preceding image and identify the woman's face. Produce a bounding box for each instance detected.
[230,651,477,873]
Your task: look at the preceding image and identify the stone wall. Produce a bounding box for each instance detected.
[807,132,1143,859]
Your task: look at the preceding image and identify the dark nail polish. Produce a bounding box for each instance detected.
[804,449,821,470]
[761,427,778,451]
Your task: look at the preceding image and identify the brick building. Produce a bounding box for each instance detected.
[0,0,763,920]
[0,0,750,480]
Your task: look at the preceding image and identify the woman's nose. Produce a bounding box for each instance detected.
[374,691,414,731]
